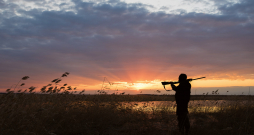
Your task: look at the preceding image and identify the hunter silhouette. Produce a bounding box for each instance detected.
[170,74,191,135]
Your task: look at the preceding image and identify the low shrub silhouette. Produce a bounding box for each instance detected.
[0,73,254,135]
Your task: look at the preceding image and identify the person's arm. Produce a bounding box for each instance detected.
[170,83,178,91]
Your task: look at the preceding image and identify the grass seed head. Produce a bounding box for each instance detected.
[22,76,29,80]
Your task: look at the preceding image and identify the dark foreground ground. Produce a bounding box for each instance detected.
[1,93,254,135]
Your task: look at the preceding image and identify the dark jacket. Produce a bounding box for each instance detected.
[171,81,191,104]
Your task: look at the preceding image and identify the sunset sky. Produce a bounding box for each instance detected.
[0,0,254,95]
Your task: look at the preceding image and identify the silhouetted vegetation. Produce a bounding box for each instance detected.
[1,73,254,135]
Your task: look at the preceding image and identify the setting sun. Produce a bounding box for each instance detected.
[133,83,147,90]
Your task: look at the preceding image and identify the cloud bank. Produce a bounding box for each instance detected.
[0,0,254,91]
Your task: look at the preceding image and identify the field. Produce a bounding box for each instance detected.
[1,91,254,135]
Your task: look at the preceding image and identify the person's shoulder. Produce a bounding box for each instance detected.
[184,81,191,85]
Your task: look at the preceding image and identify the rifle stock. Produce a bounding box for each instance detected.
[161,77,205,88]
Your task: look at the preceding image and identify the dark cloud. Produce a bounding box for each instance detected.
[218,0,254,15]
[0,0,254,91]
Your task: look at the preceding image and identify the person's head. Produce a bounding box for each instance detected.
[178,73,187,82]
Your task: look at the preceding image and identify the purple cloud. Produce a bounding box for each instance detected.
[0,0,254,91]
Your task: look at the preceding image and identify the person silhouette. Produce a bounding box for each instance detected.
[170,74,191,135]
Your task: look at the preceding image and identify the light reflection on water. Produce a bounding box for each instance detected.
[120,100,253,113]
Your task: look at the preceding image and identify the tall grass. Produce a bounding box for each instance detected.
[1,73,254,135]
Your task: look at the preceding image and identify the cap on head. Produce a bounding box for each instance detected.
[179,73,187,82]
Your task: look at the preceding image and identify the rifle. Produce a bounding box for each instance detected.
[161,77,205,91]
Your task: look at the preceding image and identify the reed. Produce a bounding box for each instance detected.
[0,73,253,135]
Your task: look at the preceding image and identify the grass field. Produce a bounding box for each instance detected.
[1,74,253,135]
[1,91,254,135]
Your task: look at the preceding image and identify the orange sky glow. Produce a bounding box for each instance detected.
[1,0,254,95]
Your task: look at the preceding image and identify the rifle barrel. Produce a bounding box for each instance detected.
[161,77,205,85]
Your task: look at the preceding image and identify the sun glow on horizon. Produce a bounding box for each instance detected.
[75,79,254,91]
[133,83,148,90]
